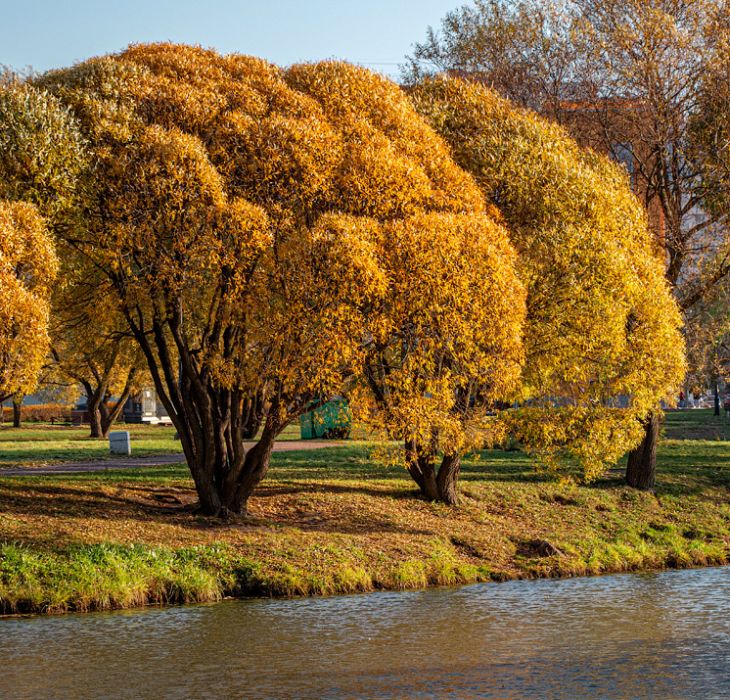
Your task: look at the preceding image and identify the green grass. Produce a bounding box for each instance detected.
[0,424,179,466]
[2,409,730,614]
[0,422,304,467]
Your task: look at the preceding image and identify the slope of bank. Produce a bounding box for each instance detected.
[1,411,729,615]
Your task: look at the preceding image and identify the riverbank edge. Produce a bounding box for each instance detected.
[2,537,729,617]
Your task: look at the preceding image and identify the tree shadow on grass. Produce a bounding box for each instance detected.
[0,478,437,537]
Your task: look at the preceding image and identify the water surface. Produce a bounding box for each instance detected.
[2,566,729,699]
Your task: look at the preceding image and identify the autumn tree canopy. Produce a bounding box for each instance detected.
[407,0,729,487]
[38,45,522,514]
[411,76,686,480]
[0,78,85,223]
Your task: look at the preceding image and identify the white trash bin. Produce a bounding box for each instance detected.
[109,431,131,456]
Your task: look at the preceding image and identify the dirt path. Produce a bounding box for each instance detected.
[0,440,346,476]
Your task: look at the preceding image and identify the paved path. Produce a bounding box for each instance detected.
[0,440,345,476]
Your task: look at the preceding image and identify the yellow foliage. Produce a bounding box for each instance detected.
[38,44,508,447]
[35,44,687,489]
[0,201,57,400]
[355,211,526,456]
[411,76,686,478]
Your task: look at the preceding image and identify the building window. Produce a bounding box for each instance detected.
[612,143,635,189]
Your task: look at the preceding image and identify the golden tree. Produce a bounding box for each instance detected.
[350,212,525,504]
[407,0,729,487]
[0,78,140,435]
[38,46,520,514]
[49,273,146,438]
[412,76,686,482]
[0,201,58,404]
[284,60,526,503]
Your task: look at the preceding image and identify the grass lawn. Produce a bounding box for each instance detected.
[1,409,730,614]
[0,422,303,467]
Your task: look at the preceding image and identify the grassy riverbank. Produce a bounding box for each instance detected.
[1,410,730,614]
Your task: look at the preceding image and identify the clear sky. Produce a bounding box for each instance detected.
[2,0,458,79]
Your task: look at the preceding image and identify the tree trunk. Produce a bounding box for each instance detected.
[227,424,278,515]
[121,312,293,518]
[88,409,104,438]
[99,373,137,438]
[241,393,264,440]
[85,388,104,439]
[625,412,660,491]
[405,440,439,500]
[436,453,461,505]
[714,382,721,417]
[12,396,22,428]
[405,442,462,504]
[167,399,284,518]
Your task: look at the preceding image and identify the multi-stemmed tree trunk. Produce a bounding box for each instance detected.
[125,312,291,517]
[405,440,462,505]
[81,367,137,439]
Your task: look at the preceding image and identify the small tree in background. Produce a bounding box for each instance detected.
[49,274,145,438]
[0,201,58,406]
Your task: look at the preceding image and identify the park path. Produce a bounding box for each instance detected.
[0,440,345,476]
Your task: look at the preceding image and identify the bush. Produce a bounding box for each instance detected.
[2,403,72,423]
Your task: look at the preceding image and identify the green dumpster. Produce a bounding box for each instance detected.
[299,398,351,439]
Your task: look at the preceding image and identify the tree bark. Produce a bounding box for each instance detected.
[241,393,264,440]
[225,421,278,515]
[714,382,721,417]
[12,395,22,428]
[88,408,104,438]
[625,412,660,491]
[436,453,461,505]
[405,441,462,504]
[86,388,104,439]
[405,439,439,500]
[99,369,137,437]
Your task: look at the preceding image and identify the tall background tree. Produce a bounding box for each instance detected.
[407,0,730,488]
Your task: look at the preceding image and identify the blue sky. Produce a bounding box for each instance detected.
[2,0,458,78]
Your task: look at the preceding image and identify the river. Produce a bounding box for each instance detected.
[2,566,730,699]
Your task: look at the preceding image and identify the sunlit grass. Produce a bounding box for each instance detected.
[0,422,305,467]
[2,410,730,614]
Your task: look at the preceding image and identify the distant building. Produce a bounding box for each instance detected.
[123,386,172,425]
[559,98,666,244]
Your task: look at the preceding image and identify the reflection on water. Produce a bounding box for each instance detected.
[2,566,730,699]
